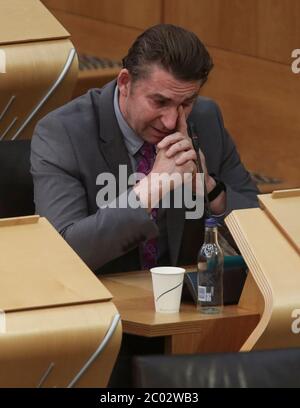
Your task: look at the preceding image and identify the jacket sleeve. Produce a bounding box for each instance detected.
[30,117,158,272]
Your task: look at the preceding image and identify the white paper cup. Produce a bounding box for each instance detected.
[150,267,185,313]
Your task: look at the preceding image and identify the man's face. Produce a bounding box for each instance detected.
[118,65,201,144]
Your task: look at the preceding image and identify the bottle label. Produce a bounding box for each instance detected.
[198,286,214,302]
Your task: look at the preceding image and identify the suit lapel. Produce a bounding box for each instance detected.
[92,81,140,270]
[95,80,133,193]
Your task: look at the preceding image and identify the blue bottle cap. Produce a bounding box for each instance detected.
[205,217,218,228]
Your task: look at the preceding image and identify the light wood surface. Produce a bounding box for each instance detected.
[0,39,78,140]
[101,271,260,354]
[0,0,69,45]
[258,182,300,195]
[0,1,78,140]
[165,318,256,354]
[238,273,265,318]
[0,302,121,387]
[0,215,122,387]
[164,0,300,65]
[0,216,112,312]
[259,191,300,255]
[43,0,162,30]
[225,199,300,351]
[272,189,300,199]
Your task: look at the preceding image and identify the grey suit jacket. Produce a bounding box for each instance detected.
[31,80,259,274]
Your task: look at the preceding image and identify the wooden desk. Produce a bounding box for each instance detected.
[101,271,260,355]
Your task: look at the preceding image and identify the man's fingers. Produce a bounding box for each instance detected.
[176,105,188,135]
[157,107,189,151]
[175,149,197,166]
[165,138,192,158]
[157,132,184,149]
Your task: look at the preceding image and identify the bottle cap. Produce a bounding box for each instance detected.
[205,217,218,228]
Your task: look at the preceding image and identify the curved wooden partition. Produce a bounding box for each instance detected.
[0,302,122,387]
[225,190,300,351]
[0,216,122,387]
[0,0,78,140]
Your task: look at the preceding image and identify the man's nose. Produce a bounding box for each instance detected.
[160,107,178,131]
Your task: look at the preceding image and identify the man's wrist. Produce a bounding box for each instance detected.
[133,175,161,212]
[206,175,217,194]
[207,174,227,203]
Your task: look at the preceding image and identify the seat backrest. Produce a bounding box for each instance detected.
[133,348,300,388]
[0,1,77,141]
[0,140,34,218]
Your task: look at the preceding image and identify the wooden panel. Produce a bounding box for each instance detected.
[42,0,162,30]
[0,0,69,45]
[200,47,300,189]
[259,191,300,254]
[226,206,300,351]
[0,216,111,312]
[164,0,300,64]
[0,302,121,387]
[165,313,259,354]
[48,9,140,60]
[0,39,78,140]
[101,271,260,340]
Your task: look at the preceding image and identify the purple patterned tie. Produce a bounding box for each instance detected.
[136,142,158,269]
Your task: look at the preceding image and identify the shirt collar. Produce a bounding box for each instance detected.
[113,85,143,156]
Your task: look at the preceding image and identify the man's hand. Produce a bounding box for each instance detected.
[157,107,220,199]
[133,106,196,211]
[133,106,225,214]
[156,106,196,170]
[151,105,197,184]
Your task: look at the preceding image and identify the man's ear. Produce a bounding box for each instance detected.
[117,69,131,97]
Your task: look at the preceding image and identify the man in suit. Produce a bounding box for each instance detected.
[31,24,258,276]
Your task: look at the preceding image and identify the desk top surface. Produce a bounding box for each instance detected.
[100,270,259,337]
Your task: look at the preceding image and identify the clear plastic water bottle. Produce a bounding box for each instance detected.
[197,217,224,314]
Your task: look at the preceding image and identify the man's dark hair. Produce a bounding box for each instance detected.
[122,24,213,85]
